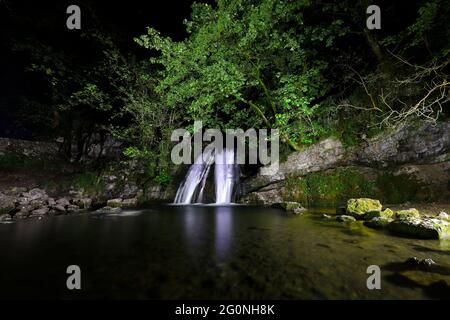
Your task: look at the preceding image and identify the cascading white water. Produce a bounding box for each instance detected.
[173,148,238,204]
[214,148,237,204]
[173,148,215,204]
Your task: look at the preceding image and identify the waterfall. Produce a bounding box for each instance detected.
[173,148,238,204]
[214,148,237,204]
[174,148,215,204]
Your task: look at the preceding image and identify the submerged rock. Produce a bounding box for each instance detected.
[336,215,356,223]
[395,208,420,220]
[346,198,382,217]
[389,217,450,240]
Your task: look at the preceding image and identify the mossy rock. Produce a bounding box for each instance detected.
[273,201,303,212]
[395,208,420,220]
[365,208,394,220]
[346,198,382,217]
[364,217,393,229]
[388,217,450,240]
[106,198,123,208]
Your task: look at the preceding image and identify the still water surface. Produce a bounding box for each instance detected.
[1,205,449,299]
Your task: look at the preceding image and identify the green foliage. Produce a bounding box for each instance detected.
[285,168,374,207]
[71,172,103,193]
[153,170,173,186]
[11,0,449,171]
[136,0,349,150]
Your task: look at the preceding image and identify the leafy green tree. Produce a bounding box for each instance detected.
[136,0,348,149]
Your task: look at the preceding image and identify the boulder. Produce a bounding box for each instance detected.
[122,198,138,208]
[273,201,303,212]
[30,199,46,210]
[73,198,92,209]
[438,212,449,220]
[31,207,50,216]
[346,198,382,217]
[395,208,420,220]
[365,208,394,220]
[17,196,30,206]
[56,198,71,207]
[364,217,393,229]
[107,198,123,208]
[22,188,48,201]
[66,205,80,213]
[0,193,16,215]
[336,215,357,223]
[14,210,30,219]
[388,217,450,240]
[53,205,66,213]
[47,197,56,206]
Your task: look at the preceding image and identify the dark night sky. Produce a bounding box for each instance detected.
[0,0,211,138]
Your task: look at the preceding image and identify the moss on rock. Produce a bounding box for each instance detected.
[273,201,304,212]
[388,217,450,240]
[284,168,374,207]
[365,208,394,220]
[346,198,382,217]
[395,208,420,220]
[364,217,393,229]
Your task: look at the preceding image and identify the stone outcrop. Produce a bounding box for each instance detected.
[0,187,95,221]
[240,121,450,206]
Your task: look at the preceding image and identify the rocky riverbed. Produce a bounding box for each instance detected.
[0,187,139,222]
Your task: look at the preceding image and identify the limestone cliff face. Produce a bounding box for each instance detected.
[240,121,450,207]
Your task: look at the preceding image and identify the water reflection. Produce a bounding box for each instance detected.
[214,206,233,261]
[182,205,206,251]
[1,206,450,299]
